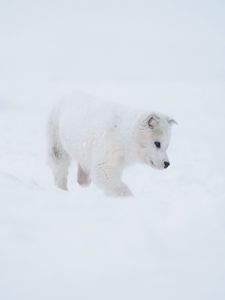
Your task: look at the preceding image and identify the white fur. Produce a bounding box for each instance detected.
[47,92,176,197]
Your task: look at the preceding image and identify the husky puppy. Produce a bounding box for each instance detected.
[47,93,176,197]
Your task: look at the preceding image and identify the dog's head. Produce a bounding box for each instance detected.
[136,113,177,170]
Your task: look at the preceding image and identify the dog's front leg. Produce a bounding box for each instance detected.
[92,161,133,197]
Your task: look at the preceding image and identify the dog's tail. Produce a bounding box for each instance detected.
[46,104,65,166]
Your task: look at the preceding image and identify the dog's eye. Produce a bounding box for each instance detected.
[154,141,161,148]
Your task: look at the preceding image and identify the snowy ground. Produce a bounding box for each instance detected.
[0,80,225,299]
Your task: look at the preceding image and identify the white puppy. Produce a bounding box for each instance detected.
[47,93,176,197]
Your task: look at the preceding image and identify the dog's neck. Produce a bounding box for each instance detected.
[120,113,144,165]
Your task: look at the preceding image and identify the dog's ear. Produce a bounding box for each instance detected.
[148,114,160,129]
[167,118,178,126]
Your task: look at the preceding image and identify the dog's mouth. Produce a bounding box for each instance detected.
[145,157,156,168]
[150,160,155,167]
[150,160,159,169]
[144,157,163,170]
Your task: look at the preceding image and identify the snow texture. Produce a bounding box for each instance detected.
[0,81,225,300]
[0,0,225,299]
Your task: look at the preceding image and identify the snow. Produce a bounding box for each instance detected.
[0,0,225,298]
[0,80,225,300]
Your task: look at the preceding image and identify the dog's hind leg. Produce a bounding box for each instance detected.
[47,116,70,190]
[50,146,70,190]
[77,164,91,187]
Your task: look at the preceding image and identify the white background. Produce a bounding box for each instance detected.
[0,1,225,299]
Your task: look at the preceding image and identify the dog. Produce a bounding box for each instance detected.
[47,92,176,197]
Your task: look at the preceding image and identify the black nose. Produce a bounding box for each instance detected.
[164,161,170,169]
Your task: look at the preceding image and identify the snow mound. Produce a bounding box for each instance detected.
[0,81,225,300]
